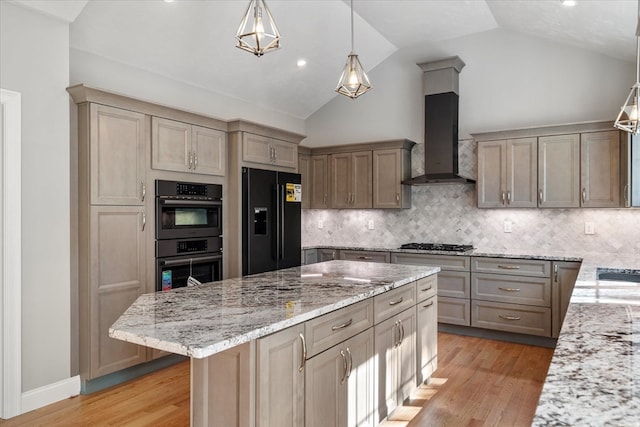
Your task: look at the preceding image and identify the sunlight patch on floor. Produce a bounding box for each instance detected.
[378,377,448,426]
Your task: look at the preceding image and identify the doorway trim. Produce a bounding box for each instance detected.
[1,88,22,419]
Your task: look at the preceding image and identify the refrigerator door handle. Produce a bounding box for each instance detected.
[279,184,286,260]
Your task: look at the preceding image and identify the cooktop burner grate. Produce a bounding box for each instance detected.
[399,243,474,252]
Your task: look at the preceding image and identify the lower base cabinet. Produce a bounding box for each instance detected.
[305,329,375,427]
[417,295,437,384]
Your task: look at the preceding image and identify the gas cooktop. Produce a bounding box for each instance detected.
[399,243,474,252]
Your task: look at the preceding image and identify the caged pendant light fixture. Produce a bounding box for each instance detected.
[614,0,640,134]
[336,0,372,99]
[236,0,281,57]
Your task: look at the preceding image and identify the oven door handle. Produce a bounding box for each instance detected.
[159,199,222,207]
[160,254,222,267]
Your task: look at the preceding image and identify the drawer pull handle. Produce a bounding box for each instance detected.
[498,287,521,292]
[498,315,521,321]
[423,301,434,308]
[421,285,433,292]
[389,297,404,306]
[358,256,373,260]
[497,265,521,270]
[331,318,353,331]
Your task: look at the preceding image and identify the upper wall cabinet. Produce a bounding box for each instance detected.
[89,104,146,206]
[330,151,373,209]
[243,132,297,170]
[373,148,412,209]
[474,122,622,209]
[477,138,537,208]
[310,155,329,209]
[152,117,226,176]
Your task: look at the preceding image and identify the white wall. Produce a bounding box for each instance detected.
[304,28,634,147]
[0,2,71,392]
[70,49,307,136]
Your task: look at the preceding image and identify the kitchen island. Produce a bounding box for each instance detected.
[110,260,439,426]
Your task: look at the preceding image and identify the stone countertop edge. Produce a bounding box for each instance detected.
[109,261,440,360]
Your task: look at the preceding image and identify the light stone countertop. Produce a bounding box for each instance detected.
[109,260,439,359]
[305,245,640,425]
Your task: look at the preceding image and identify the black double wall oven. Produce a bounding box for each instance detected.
[155,180,222,291]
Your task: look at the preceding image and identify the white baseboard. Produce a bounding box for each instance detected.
[20,375,81,415]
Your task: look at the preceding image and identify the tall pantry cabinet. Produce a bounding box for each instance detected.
[76,103,148,381]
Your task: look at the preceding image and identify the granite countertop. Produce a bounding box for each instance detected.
[306,245,640,425]
[109,260,438,359]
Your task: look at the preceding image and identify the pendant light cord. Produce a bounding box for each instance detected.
[350,0,355,54]
[636,0,639,85]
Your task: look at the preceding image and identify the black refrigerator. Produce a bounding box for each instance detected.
[242,167,302,275]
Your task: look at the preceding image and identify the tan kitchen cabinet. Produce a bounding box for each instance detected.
[151,116,225,176]
[243,132,297,169]
[551,261,580,338]
[88,104,146,206]
[581,131,620,207]
[318,248,339,262]
[256,324,306,427]
[305,328,375,427]
[298,151,311,209]
[415,276,438,385]
[538,133,581,207]
[477,138,537,208]
[373,148,412,209]
[310,155,329,208]
[330,151,373,208]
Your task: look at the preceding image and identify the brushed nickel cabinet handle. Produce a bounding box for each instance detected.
[331,251,336,260]
[582,188,586,203]
[194,153,198,170]
[393,320,400,347]
[423,300,434,308]
[499,315,521,321]
[421,285,433,292]
[141,181,146,202]
[624,184,630,207]
[398,319,404,345]
[340,350,348,384]
[396,193,400,202]
[539,189,543,204]
[323,194,327,207]
[554,264,559,283]
[389,297,404,306]
[141,212,146,231]
[331,318,353,331]
[346,347,353,380]
[357,256,373,260]
[498,287,521,292]
[298,333,307,372]
[501,191,506,204]
[497,265,520,270]
[507,190,511,204]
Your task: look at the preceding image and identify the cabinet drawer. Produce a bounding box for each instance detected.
[471,257,550,278]
[305,299,373,358]
[438,297,470,326]
[340,250,390,263]
[416,275,437,303]
[374,282,416,324]
[471,301,551,337]
[391,253,470,272]
[471,273,550,307]
[438,271,470,299]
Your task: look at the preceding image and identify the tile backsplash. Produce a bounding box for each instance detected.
[302,141,640,255]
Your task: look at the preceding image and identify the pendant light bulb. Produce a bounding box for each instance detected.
[335,0,372,99]
[236,0,281,57]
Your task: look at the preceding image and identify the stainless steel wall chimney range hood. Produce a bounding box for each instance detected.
[403,56,475,185]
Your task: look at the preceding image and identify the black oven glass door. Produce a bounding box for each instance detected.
[157,254,222,291]
[157,200,222,239]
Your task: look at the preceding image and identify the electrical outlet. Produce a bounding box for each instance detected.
[584,221,595,235]
[503,220,512,233]
[367,220,374,230]
[318,220,324,229]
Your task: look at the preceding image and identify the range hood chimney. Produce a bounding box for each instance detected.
[403,56,475,185]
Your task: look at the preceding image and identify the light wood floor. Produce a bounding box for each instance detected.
[1,333,553,427]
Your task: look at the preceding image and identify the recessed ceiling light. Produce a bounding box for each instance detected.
[297,59,307,68]
[164,0,175,3]
[561,0,576,6]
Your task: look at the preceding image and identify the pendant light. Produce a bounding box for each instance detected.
[614,0,640,134]
[336,0,372,99]
[236,0,281,57]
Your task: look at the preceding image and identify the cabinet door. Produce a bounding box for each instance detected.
[538,134,580,207]
[417,296,437,385]
[305,329,374,427]
[256,324,305,427]
[507,137,538,207]
[151,116,191,174]
[89,206,147,378]
[243,133,273,165]
[330,153,352,208]
[272,139,298,169]
[396,307,416,405]
[374,313,402,421]
[318,248,339,261]
[90,104,145,205]
[351,151,373,208]
[310,155,329,208]
[192,125,226,176]
[299,154,311,209]
[477,140,506,208]
[581,131,620,207]
[551,261,580,338]
[373,148,403,209]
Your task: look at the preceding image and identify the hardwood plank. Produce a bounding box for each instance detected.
[1,333,552,427]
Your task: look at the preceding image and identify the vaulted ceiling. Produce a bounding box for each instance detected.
[13,0,639,120]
